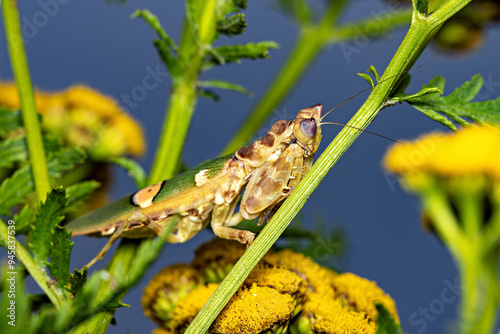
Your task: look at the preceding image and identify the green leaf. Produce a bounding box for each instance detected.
[393,74,500,130]
[199,80,253,97]
[31,187,67,268]
[0,108,22,137]
[217,13,246,36]
[358,73,375,87]
[64,180,101,214]
[0,165,34,216]
[198,89,221,101]
[47,148,86,178]
[0,136,60,168]
[48,225,73,288]
[111,157,148,189]
[0,148,85,216]
[133,9,180,78]
[69,267,87,296]
[206,41,279,66]
[13,204,36,233]
[131,10,174,47]
[375,304,402,334]
[368,65,381,82]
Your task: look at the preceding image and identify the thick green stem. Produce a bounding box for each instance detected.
[149,0,218,183]
[2,0,51,203]
[186,0,472,332]
[0,220,64,308]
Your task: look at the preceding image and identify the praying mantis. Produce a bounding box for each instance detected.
[66,104,324,267]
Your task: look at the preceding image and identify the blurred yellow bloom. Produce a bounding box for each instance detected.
[384,126,500,180]
[0,81,145,159]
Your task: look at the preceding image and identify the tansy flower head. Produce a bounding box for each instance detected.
[142,264,202,328]
[192,238,247,283]
[144,240,399,333]
[0,81,145,159]
[384,126,500,180]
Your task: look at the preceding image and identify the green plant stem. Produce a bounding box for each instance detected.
[2,0,51,203]
[69,240,138,334]
[149,0,218,183]
[0,219,64,308]
[186,0,472,332]
[221,5,412,155]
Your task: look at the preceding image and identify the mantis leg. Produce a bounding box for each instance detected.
[85,211,155,268]
[211,199,255,244]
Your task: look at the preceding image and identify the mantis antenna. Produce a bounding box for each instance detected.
[320,65,424,122]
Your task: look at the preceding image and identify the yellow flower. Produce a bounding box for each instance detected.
[170,284,219,333]
[0,81,145,158]
[191,238,247,283]
[384,126,500,180]
[332,273,399,324]
[144,240,399,334]
[142,264,202,328]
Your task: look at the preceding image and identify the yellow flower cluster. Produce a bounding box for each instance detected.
[0,81,145,159]
[142,239,399,334]
[384,126,500,180]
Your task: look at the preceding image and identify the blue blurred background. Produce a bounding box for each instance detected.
[1,1,499,333]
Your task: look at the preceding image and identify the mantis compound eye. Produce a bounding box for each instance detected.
[300,118,317,138]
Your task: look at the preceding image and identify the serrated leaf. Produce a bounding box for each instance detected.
[153,39,181,80]
[0,148,85,216]
[396,74,500,130]
[0,136,60,169]
[48,225,73,287]
[47,148,86,178]
[199,80,253,97]
[13,204,36,233]
[375,304,402,334]
[134,9,180,78]
[358,73,374,87]
[0,165,34,215]
[111,157,148,189]
[206,41,279,66]
[69,267,87,296]
[217,13,246,36]
[0,108,23,137]
[64,180,101,214]
[132,10,174,47]
[31,187,67,268]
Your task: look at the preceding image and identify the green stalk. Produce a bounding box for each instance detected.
[0,220,64,308]
[222,3,412,155]
[2,0,51,203]
[149,0,218,183]
[68,240,138,334]
[186,0,472,332]
[221,0,348,155]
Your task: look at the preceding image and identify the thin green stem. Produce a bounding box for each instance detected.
[0,219,64,308]
[221,0,349,155]
[332,8,412,42]
[187,0,472,332]
[68,240,138,334]
[222,2,412,155]
[2,0,51,203]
